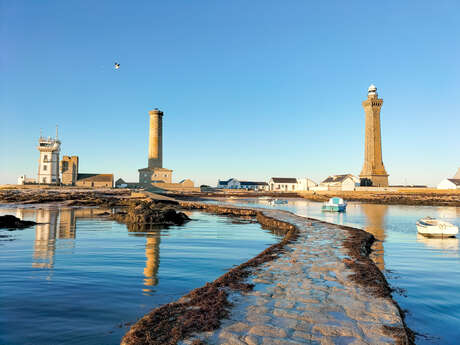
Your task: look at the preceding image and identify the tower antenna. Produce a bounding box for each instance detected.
[56,125,59,139]
[40,128,43,139]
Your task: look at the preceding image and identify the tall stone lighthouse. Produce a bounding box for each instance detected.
[138,109,173,185]
[359,85,389,187]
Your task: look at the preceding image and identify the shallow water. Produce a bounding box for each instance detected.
[218,198,460,344]
[0,207,281,345]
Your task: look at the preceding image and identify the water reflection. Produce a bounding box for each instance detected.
[416,234,459,252]
[144,235,161,289]
[361,204,388,270]
[16,207,165,290]
[33,209,59,269]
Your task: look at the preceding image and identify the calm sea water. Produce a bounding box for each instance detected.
[217,198,460,344]
[0,207,281,345]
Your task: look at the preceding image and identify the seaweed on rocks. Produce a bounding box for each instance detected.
[338,223,415,345]
[121,205,299,345]
[113,200,190,227]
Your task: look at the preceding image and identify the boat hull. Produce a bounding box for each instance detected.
[322,205,346,212]
[416,223,458,238]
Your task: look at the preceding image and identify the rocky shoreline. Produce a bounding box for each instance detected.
[121,202,414,345]
[170,190,460,207]
[0,191,415,344]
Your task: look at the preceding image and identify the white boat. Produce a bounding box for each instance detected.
[321,197,347,212]
[416,217,458,238]
[270,199,288,205]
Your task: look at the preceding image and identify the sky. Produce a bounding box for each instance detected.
[1,0,459,187]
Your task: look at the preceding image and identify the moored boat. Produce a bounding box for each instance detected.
[321,197,347,212]
[270,199,288,205]
[416,217,458,238]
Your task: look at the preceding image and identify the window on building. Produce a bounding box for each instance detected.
[43,165,47,171]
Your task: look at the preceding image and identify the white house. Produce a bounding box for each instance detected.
[239,181,269,191]
[318,174,360,191]
[437,178,460,190]
[269,177,298,192]
[17,175,36,185]
[296,178,317,191]
[217,178,240,189]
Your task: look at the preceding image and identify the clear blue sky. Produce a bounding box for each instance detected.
[1,1,459,186]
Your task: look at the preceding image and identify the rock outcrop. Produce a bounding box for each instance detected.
[0,215,36,230]
[113,200,190,227]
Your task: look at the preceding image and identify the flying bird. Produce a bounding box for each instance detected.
[114,62,120,70]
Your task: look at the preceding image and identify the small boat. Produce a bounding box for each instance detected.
[416,217,458,238]
[270,199,288,205]
[321,197,347,212]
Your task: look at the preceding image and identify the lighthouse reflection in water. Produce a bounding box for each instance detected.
[0,207,281,345]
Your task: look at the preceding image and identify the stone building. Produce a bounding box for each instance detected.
[359,85,389,187]
[60,156,113,187]
[61,156,79,185]
[75,173,113,188]
[37,131,61,184]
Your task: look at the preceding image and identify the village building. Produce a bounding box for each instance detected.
[437,179,460,190]
[240,181,269,191]
[17,175,36,185]
[217,178,240,189]
[60,155,113,187]
[61,156,79,185]
[37,130,61,185]
[437,169,460,189]
[296,178,318,191]
[269,178,298,192]
[75,174,113,188]
[115,178,142,189]
[317,174,360,191]
[216,179,268,191]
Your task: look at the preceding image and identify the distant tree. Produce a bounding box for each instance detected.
[360,178,373,187]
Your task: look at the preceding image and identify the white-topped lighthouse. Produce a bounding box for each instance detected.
[37,128,61,184]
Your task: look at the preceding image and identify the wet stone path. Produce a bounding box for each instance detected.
[181,209,404,345]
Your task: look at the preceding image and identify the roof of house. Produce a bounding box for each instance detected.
[454,168,460,179]
[240,181,269,186]
[77,173,113,182]
[271,177,298,184]
[218,178,237,185]
[321,174,354,184]
[447,179,460,186]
